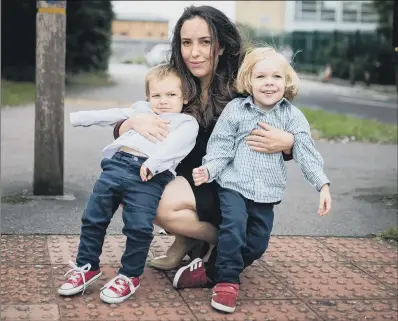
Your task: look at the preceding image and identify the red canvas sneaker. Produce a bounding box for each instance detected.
[172,258,211,289]
[100,274,140,304]
[211,283,239,313]
[58,261,102,296]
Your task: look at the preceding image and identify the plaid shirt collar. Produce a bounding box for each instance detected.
[242,95,291,114]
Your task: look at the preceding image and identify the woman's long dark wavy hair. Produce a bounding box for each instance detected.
[170,5,244,128]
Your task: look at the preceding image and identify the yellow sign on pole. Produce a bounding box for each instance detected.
[38,7,66,14]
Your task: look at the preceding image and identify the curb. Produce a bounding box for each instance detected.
[299,73,397,95]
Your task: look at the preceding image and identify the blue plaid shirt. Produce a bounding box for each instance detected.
[203,96,330,203]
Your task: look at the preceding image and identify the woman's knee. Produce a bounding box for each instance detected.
[154,176,196,228]
[155,200,176,227]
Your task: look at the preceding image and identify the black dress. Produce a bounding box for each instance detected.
[114,119,222,228]
[175,123,222,228]
[175,121,292,226]
[113,118,292,230]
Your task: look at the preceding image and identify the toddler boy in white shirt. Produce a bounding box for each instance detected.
[58,64,198,304]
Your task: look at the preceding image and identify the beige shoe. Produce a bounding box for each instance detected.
[150,235,201,270]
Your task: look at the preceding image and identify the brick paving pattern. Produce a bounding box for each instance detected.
[1,235,397,321]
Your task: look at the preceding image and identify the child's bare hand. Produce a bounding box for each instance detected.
[192,166,209,186]
[318,184,332,216]
[140,165,153,182]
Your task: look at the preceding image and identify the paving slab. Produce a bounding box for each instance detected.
[1,235,397,321]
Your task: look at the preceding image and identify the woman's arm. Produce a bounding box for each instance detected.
[246,122,294,159]
[113,119,126,139]
[112,114,170,142]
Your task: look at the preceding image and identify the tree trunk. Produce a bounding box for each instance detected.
[33,0,66,195]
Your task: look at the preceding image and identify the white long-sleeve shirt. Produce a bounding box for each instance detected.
[70,101,199,176]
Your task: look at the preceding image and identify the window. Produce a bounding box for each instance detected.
[294,0,377,24]
[360,2,378,23]
[295,1,318,21]
[301,1,317,20]
[342,2,360,22]
[320,1,336,22]
[294,1,336,22]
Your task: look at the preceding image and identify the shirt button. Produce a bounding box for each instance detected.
[133,157,138,161]
[155,170,159,174]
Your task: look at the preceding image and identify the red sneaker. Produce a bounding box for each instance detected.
[58,261,102,296]
[172,258,211,289]
[100,274,140,304]
[211,283,239,313]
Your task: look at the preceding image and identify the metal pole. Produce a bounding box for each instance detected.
[33,0,66,195]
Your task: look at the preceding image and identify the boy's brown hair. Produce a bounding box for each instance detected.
[145,64,183,98]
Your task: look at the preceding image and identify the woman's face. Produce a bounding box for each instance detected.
[180,17,222,83]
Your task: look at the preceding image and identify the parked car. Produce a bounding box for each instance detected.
[146,44,171,67]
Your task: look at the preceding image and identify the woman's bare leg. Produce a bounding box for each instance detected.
[150,177,218,270]
[154,176,218,245]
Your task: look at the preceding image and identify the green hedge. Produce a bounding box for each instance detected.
[239,25,397,86]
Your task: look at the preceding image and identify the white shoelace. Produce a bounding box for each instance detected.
[101,274,135,293]
[64,260,92,295]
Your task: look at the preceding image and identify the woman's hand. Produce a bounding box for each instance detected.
[246,122,294,154]
[119,114,170,143]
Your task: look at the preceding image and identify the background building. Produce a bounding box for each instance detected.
[111,13,169,63]
[112,13,169,40]
[235,1,286,33]
[236,1,379,33]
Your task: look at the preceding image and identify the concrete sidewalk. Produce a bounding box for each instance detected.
[1,234,397,321]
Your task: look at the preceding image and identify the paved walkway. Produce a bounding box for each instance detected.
[1,234,397,321]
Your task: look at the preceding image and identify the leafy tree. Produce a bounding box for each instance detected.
[372,0,397,90]
[1,0,114,82]
[66,1,114,74]
[372,0,394,42]
[1,0,36,81]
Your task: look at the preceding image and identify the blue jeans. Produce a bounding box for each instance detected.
[76,151,173,277]
[214,186,275,284]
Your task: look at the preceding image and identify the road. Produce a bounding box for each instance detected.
[70,64,397,124]
[295,80,397,124]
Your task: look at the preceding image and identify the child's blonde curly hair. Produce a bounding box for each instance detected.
[236,46,299,101]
